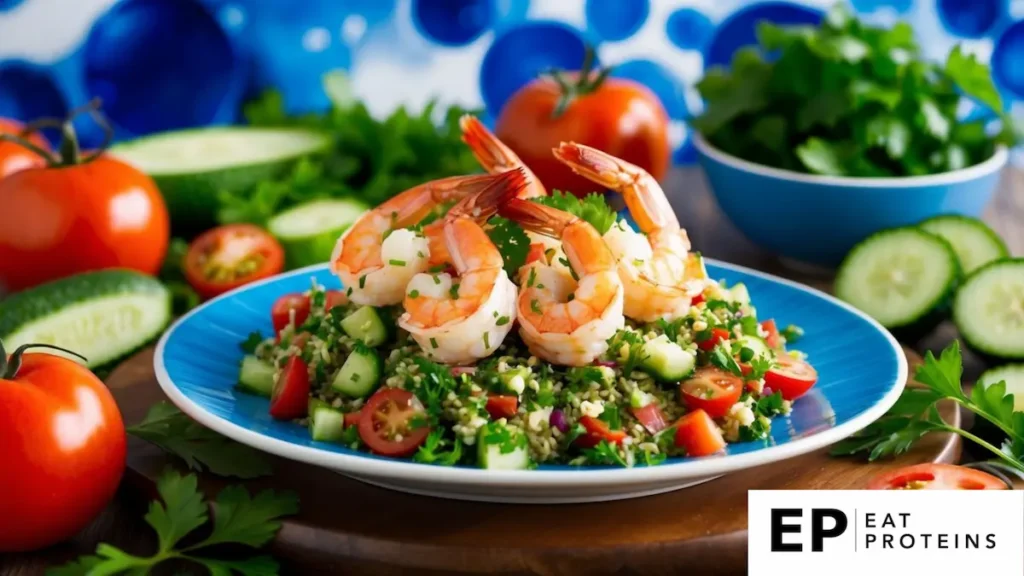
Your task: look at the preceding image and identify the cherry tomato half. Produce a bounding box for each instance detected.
[184,224,284,300]
[674,409,726,457]
[630,402,669,434]
[485,395,519,420]
[576,415,627,448]
[761,319,781,349]
[272,294,312,335]
[697,328,731,352]
[344,410,363,429]
[680,367,744,419]
[765,355,818,400]
[358,388,430,457]
[269,356,310,420]
[867,464,1007,490]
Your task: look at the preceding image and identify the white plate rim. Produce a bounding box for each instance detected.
[154,259,907,488]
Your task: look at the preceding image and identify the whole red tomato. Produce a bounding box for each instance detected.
[0,118,48,179]
[495,52,670,196]
[0,342,127,552]
[0,115,169,291]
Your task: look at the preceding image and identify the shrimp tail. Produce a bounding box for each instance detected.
[499,197,574,239]
[552,142,634,190]
[460,114,516,174]
[451,167,530,223]
[427,172,509,204]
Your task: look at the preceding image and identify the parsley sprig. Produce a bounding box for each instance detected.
[832,341,1024,473]
[49,470,297,576]
[531,190,617,234]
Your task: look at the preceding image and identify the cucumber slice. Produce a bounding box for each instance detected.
[237,355,276,397]
[340,306,388,347]
[477,422,531,470]
[835,228,959,332]
[110,127,331,235]
[977,364,1024,412]
[267,198,369,269]
[309,397,329,414]
[640,335,696,382]
[730,283,751,305]
[0,270,171,368]
[310,406,347,442]
[920,215,1008,274]
[331,346,382,397]
[737,335,771,360]
[954,258,1024,360]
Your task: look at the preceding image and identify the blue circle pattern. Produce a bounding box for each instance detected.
[585,0,649,42]
[83,0,240,135]
[0,0,25,11]
[479,21,591,115]
[936,0,1004,39]
[0,64,66,144]
[666,8,714,50]
[993,21,1024,100]
[848,0,913,14]
[704,1,822,68]
[413,0,496,46]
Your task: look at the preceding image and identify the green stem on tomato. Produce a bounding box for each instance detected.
[0,339,89,379]
[937,423,1024,473]
[0,133,57,165]
[543,45,614,119]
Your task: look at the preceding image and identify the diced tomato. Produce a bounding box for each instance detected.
[325,290,349,311]
[485,395,519,419]
[765,355,818,400]
[344,410,363,428]
[867,464,1006,490]
[674,409,726,457]
[696,327,730,351]
[691,293,705,306]
[269,356,310,420]
[525,242,547,265]
[761,319,780,349]
[680,367,744,418]
[576,415,627,448]
[358,388,430,457]
[630,403,668,434]
[271,293,312,335]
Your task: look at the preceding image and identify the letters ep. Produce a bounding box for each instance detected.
[770,508,848,552]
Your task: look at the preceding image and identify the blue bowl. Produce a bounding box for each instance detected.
[694,134,1009,268]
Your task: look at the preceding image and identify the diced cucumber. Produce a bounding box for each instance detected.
[0,270,171,368]
[920,215,1008,274]
[630,387,654,409]
[331,346,382,397]
[310,406,347,442]
[237,355,276,397]
[309,397,329,414]
[954,259,1024,360]
[267,198,369,270]
[500,367,530,395]
[110,127,331,235]
[835,228,959,335]
[737,335,771,360]
[640,335,696,382]
[340,306,388,347]
[477,422,531,470]
[730,283,750,305]
[977,364,1024,412]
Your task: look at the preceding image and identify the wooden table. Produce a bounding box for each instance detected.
[3,166,1022,575]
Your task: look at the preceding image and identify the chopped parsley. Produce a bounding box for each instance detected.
[606,329,648,376]
[359,275,367,289]
[599,404,622,430]
[449,283,461,300]
[582,440,629,467]
[389,259,407,266]
[527,267,537,287]
[781,324,804,343]
[531,190,617,235]
[408,289,420,298]
[530,299,542,314]
[709,343,744,377]
[483,332,491,349]
[496,315,510,326]
[413,430,463,466]
[240,331,263,354]
[430,338,439,349]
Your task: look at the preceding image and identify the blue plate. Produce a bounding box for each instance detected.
[156,260,905,503]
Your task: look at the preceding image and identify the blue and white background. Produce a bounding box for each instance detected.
[1,0,1021,163]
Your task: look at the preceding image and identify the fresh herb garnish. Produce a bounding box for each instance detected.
[240,331,264,354]
[781,324,804,343]
[746,355,775,382]
[389,259,406,267]
[496,315,510,326]
[411,357,458,425]
[531,191,616,235]
[127,402,272,479]
[413,430,463,466]
[656,318,686,344]
[408,289,420,298]
[709,343,744,377]
[607,329,648,376]
[582,440,629,467]
[599,404,622,430]
[49,470,297,576]
[486,216,530,277]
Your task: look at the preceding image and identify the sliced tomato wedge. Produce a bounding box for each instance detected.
[630,402,669,434]
[525,242,547,265]
[485,395,519,419]
[696,327,730,351]
[765,354,818,400]
[674,409,726,457]
[343,410,363,428]
[576,415,627,448]
[358,388,430,457]
[867,464,1006,490]
[184,224,285,300]
[272,293,312,335]
[761,319,780,349]
[269,356,310,420]
[680,367,744,418]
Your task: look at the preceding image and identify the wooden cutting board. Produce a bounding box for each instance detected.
[108,347,959,576]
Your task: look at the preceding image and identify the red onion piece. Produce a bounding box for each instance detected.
[550,409,570,433]
[762,387,774,397]
[593,360,617,368]
[450,366,476,377]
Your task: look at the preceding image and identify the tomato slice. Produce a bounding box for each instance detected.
[680,367,744,418]
[674,409,726,457]
[525,242,547,265]
[576,415,627,448]
[269,356,310,420]
[761,319,780,349]
[696,327,730,351]
[184,224,285,300]
[630,402,669,434]
[325,289,349,310]
[765,354,818,400]
[272,293,312,335]
[358,388,430,457]
[344,410,363,428]
[485,395,519,419]
[867,464,1006,490]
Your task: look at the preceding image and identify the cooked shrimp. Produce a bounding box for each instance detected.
[459,115,546,199]
[553,142,709,322]
[500,199,624,366]
[330,173,501,306]
[399,169,528,364]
